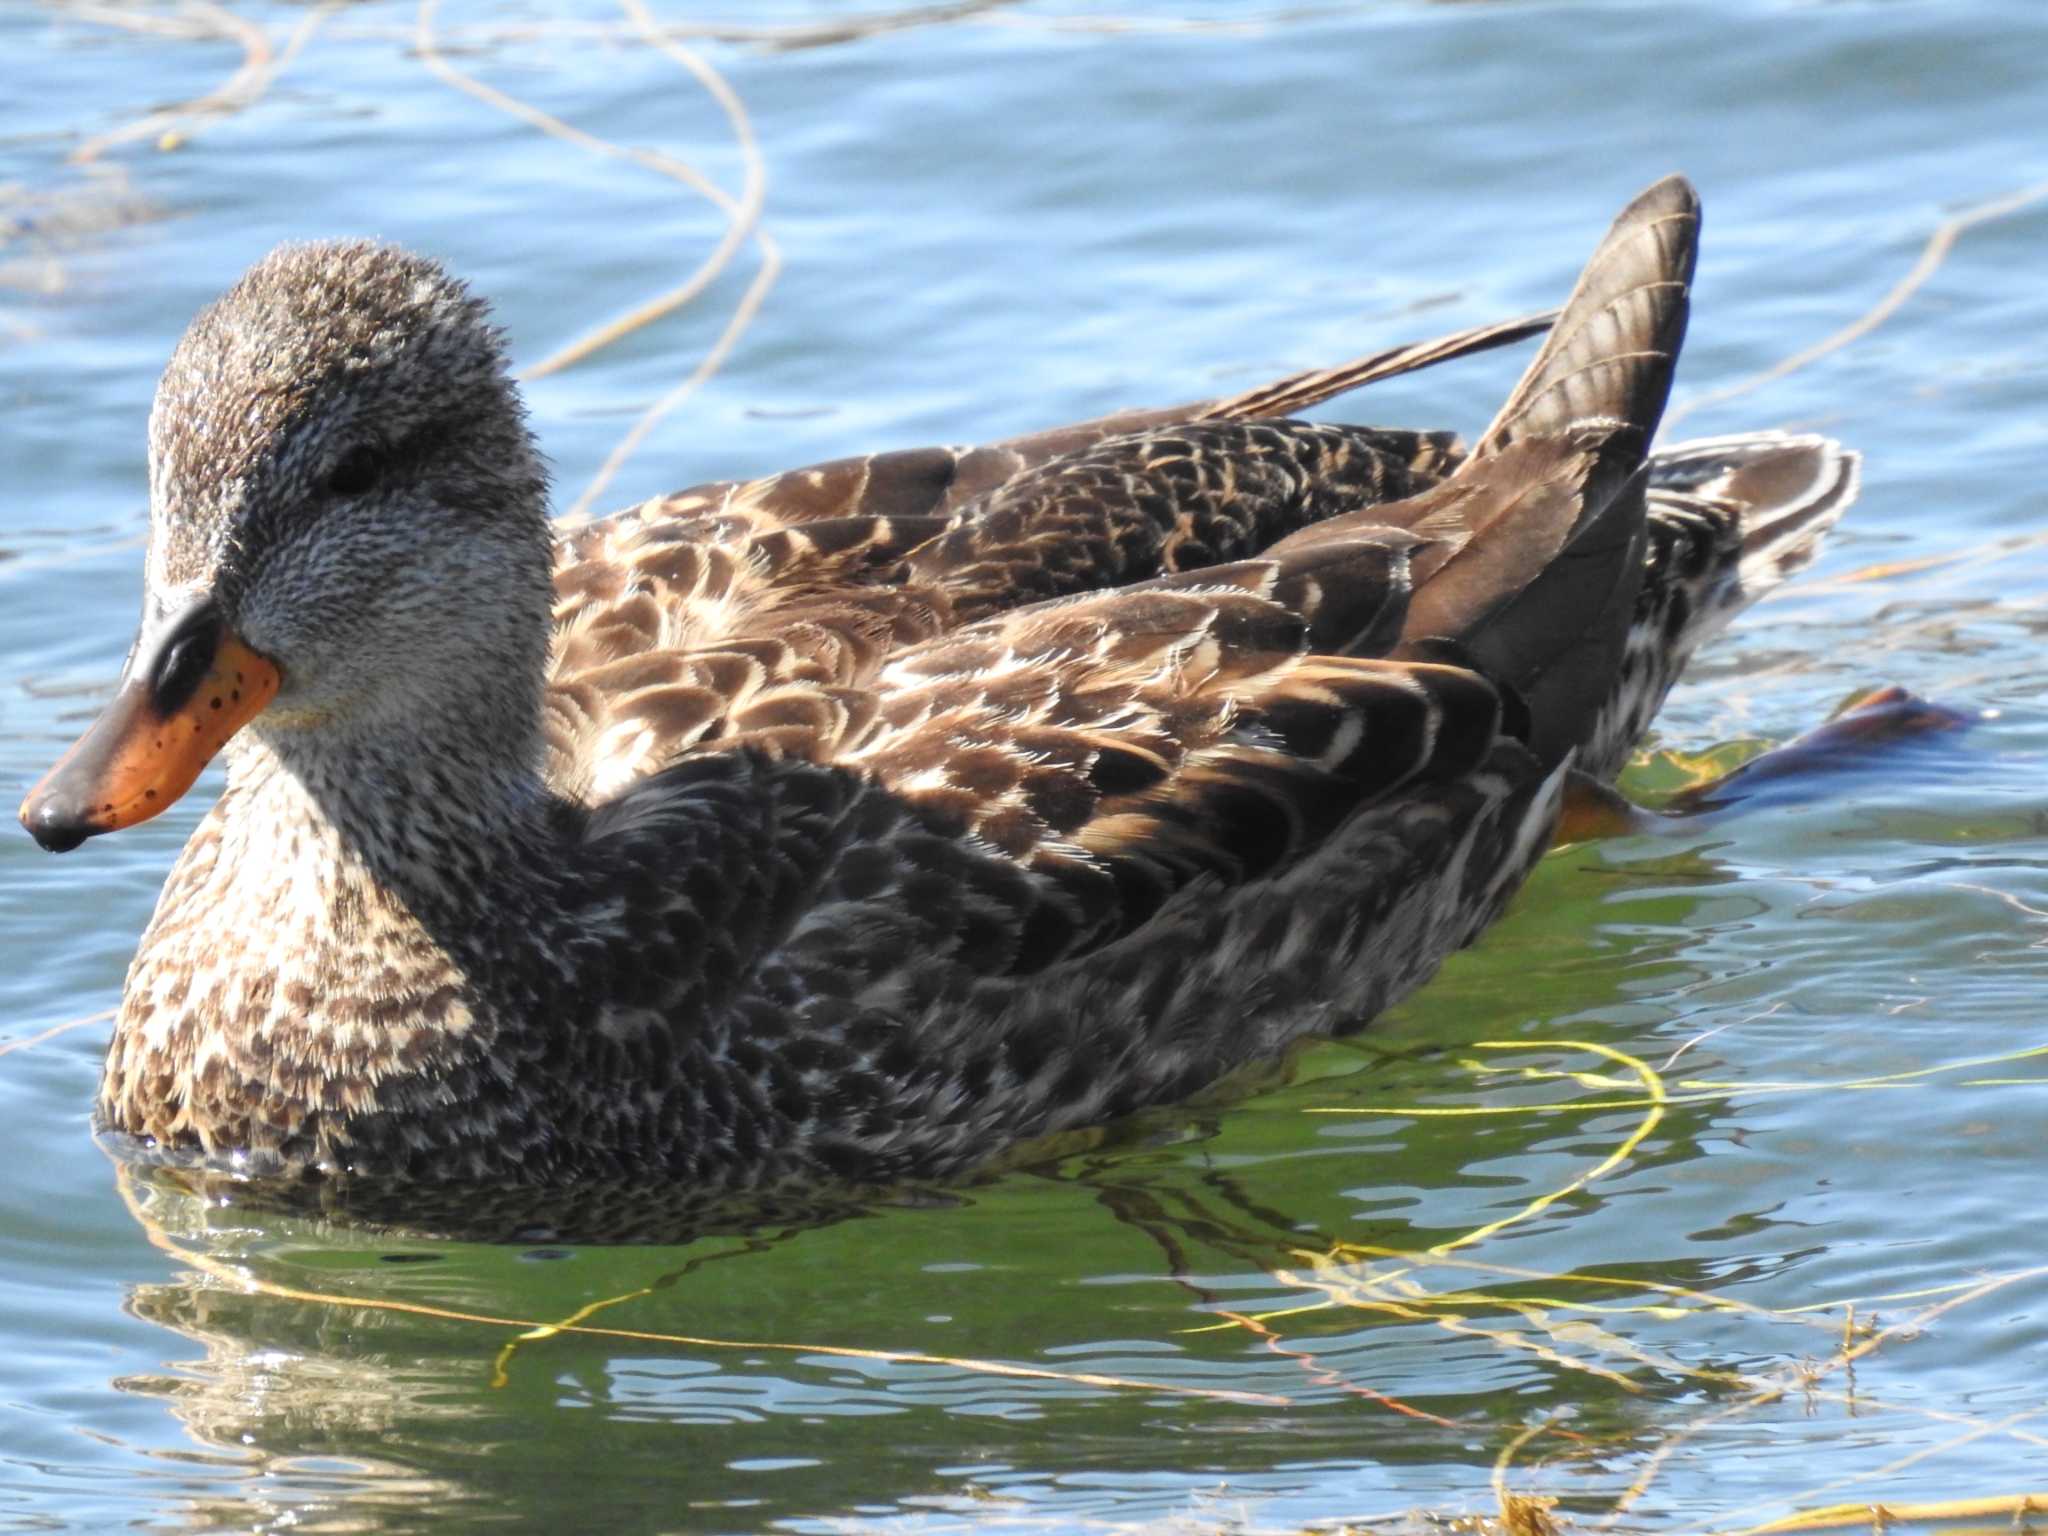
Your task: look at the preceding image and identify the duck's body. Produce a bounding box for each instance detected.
[27,177,1856,1191]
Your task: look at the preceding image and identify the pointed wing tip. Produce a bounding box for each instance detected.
[1470,176,1704,460]
[1627,173,1701,220]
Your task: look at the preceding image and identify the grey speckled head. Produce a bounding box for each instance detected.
[145,241,555,747]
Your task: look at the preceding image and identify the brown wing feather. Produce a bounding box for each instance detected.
[892,420,1447,625]
[1382,174,1700,766]
[1195,310,1556,423]
[543,305,1556,795]
[823,530,1512,967]
[547,513,959,792]
[1474,176,1697,471]
[564,309,1551,551]
[903,308,1553,515]
[547,190,1687,815]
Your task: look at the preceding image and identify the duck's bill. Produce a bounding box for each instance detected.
[18,606,279,853]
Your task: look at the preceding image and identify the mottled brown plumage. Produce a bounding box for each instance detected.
[25,176,1857,1211]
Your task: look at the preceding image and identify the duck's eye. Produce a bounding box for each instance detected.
[325,444,386,498]
[150,606,223,716]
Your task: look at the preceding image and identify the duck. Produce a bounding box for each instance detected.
[19,175,1858,1192]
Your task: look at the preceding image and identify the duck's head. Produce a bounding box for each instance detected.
[20,242,554,853]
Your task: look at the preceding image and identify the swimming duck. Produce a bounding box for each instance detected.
[20,176,1857,1188]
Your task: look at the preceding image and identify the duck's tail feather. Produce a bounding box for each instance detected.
[1649,430,1861,602]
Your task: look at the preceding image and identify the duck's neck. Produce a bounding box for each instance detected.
[102,714,576,1168]
[235,717,562,938]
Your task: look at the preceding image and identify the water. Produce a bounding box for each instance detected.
[3,1,2046,1530]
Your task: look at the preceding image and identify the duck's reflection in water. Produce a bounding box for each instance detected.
[111,1162,894,1533]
